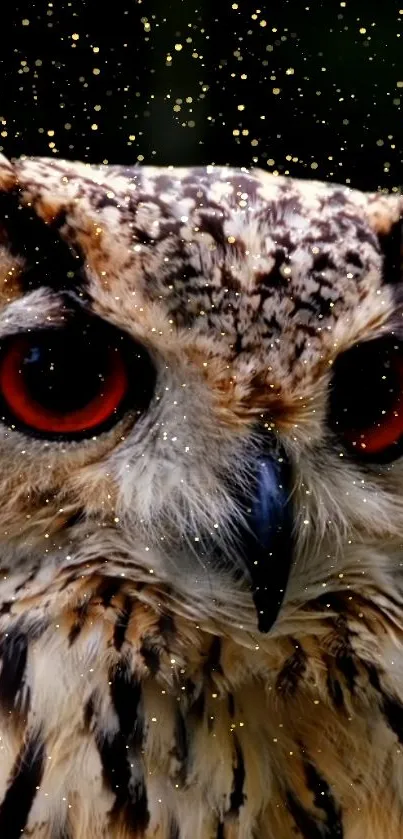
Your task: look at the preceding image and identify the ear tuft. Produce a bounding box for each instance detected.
[378,215,403,286]
[0,155,16,192]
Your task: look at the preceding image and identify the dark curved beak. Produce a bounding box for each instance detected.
[239,451,293,633]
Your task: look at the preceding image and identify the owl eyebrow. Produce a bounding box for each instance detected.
[0,190,85,294]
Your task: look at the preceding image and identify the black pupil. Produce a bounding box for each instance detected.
[21,330,111,414]
[329,338,400,435]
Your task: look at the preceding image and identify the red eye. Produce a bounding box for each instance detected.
[0,324,155,439]
[329,338,403,462]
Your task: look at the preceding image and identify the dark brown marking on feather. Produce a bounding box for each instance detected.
[228,737,246,814]
[303,758,344,836]
[171,708,189,786]
[0,628,27,709]
[364,662,403,744]
[158,612,176,639]
[140,637,161,675]
[286,791,324,839]
[0,735,45,838]
[312,252,337,273]
[379,694,403,744]
[255,250,290,291]
[191,689,205,720]
[227,693,235,717]
[96,728,149,834]
[205,636,223,677]
[321,612,359,696]
[113,594,132,651]
[216,822,225,839]
[309,592,346,614]
[96,577,122,607]
[109,661,143,742]
[97,663,149,834]
[84,695,95,729]
[334,648,358,696]
[63,509,85,530]
[276,641,307,696]
[68,600,90,646]
[197,210,228,248]
[0,621,46,710]
[326,672,344,709]
[169,819,181,839]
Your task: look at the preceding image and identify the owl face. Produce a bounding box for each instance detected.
[0,153,401,636]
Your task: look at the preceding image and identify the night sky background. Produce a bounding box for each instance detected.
[0,0,402,192]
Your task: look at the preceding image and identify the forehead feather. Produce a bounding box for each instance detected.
[0,154,400,380]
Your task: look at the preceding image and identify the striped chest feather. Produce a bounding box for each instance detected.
[0,574,402,839]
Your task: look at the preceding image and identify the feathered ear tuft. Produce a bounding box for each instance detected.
[0,155,85,295]
[358,189,403,286]
[378,214,403,286]
[0,154,16,192]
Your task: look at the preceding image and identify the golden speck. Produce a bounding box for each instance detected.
[91,123,98,130]
[286,67,295,75]
[72,33,79,40]
[237,104,245,110]
[93,67,100,75]
[260,19,267,26]
[22,18,30,25]
[272,87,281,95]
[174,43,183,51]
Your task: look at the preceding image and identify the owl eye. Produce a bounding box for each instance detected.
[328,337,403,462]
[0,323,155,439]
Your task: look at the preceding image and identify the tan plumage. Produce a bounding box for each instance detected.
[0,153,402,837]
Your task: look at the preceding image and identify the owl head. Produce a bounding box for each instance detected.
[0,152,402,639]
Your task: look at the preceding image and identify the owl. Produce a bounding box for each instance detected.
[0,152,402,839]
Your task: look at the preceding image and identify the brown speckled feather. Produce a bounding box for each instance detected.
[0,154,401,837]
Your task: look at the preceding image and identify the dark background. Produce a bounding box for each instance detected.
[0,0,402,192]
